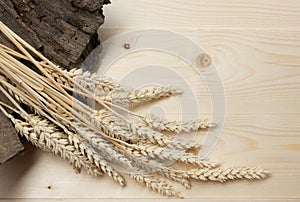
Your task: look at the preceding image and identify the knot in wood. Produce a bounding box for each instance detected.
[196,53,211,68]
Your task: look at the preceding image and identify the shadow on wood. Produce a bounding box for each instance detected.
[0,142,38,196]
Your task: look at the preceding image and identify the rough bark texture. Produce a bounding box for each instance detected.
[0,0,110,69]
[0,92,24,164]
[0,0,110,164]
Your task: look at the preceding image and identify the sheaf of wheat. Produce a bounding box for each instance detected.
[0,21,269,198]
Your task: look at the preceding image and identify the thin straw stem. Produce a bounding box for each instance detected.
[0,22,70,99]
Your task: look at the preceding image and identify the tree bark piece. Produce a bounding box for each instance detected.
[0,0,109,69]
[0,92,24,164]
[0,0,109,164]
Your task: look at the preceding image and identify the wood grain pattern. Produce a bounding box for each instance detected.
[1,0,300,200]
[99,28,300,115]
[102,0,300,28]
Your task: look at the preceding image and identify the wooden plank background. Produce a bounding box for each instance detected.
[1,0,300,200]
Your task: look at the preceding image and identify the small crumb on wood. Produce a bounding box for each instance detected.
[124,43,130,49]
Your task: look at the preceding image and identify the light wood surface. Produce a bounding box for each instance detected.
[102,0,300,29]
[1,0,300,200]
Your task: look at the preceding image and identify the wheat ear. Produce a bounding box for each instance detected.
[186,167,269,182]
[95,109,140,142]
[144,114,215,133]
[101,86,182,105]
[127,143,218,168]
[50,68,121,93]
[130,173,182,198]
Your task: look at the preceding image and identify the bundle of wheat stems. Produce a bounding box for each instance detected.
[0,21,269,198]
